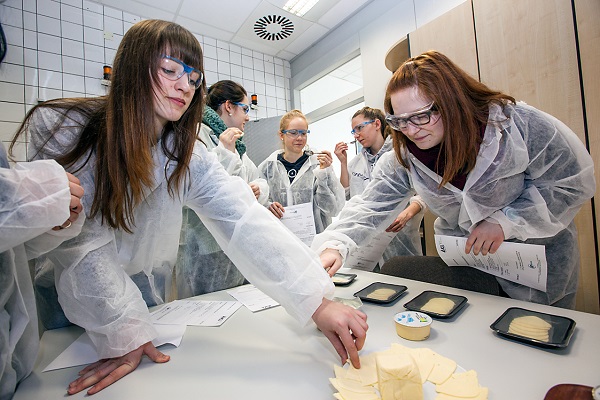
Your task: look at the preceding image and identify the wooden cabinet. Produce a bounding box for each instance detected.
[388,0,599,313]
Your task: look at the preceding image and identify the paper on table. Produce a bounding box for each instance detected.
[227,284,279,312]
[344,230,395,271]
[43,324,186,372]
[279,202,316,246]
[150,300,242,326]
[435,234,548,291]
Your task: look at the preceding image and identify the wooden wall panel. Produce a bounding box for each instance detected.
[474,0,598,313]
[408,0,479,79]
[574,0,600,314]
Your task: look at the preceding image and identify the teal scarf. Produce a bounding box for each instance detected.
[202,107,246,157]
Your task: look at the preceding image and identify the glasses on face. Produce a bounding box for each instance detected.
[385,102,438,131]
[158,55,203,89]
[232,102,250,114]
[281,129,310,138]
[351,120,375,135]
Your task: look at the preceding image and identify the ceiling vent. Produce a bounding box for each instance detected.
[254,15,294,41]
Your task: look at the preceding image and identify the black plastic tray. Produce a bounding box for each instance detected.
[353,282,407,304]
[490,307,576,349]
[332,273,357,286]
[403,290,468,319]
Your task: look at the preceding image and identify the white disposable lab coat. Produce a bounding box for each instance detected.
[28,108,334,359]
[313,102,595,307]
[0,144,81,400]
[346,137,425,260]
[258,149,345,235]
[177,122,269,299]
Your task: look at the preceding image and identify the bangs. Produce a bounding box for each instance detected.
[160,25,203,71]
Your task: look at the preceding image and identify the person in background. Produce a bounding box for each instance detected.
[1,142,84,400]
[258,110,345,241]
[11,20,367,396]
[314,50,595,308]
[334,106,425,269]
[177,80,268,299]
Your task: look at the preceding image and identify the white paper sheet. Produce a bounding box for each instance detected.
[43,324,186,372]
[226,284,279,312]
[435,234,548,291]
[150,300,242,326]
[344,230,396,271]
[279,202,316,246]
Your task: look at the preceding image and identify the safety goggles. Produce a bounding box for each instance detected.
[351,120,375,135]
[386,102,437,131]
[232,102,250,114]
[281,129,310,138]
[158,55,203,89]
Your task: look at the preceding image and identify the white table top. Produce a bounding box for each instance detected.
[14,269,600,399]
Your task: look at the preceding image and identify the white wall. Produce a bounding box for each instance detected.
[291,0,467,109]
[0,0,292,161]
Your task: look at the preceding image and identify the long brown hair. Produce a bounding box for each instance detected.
[383,50,514,186]
[10,20,206,233]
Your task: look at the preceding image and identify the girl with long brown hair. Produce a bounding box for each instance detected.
[11,19,367,395]
[315,50,594,308]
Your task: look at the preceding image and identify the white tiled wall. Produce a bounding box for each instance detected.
[0,0,292,160]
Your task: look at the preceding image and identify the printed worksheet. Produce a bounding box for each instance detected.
[227,284,279,312]
[150,300,242,326]
[435,234,548,292]
[344,230,395,271]
[279,202,316,246]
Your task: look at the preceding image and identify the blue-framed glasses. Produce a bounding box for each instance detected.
[385,102,437,131]
[351,120,375,135]
[281,129,310,137]
[158,55,203,89]
[232,102,250,114]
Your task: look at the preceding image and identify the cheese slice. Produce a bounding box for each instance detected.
[376,352,423,400]
[421,297,455,315]
[329,377,379,400]
[436,370,480,397]
[427,352,457,385]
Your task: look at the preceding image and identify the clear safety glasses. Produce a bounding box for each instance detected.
[158,55,203,89]
[281,129,310,138]
[386,102,438,131]
[351,120,375,135]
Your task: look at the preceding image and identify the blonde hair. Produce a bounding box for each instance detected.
[279,109,308,132]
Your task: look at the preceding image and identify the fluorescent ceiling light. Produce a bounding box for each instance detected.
[283,0,320,17]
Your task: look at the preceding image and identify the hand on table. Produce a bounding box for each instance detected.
[312,298,368,369]
[53,172,84,231]
[67,341,169,396]
[268,201,285,219]
[465,220,504,256]
[320,248,343,276]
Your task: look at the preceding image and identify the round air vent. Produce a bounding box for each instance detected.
[254,15,294,41]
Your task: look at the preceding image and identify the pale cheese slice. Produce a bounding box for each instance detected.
[411,347,437,384]
[329,377,379,400]
[427,352,457,384]
[376,352,423,400]
[421,298,455,315]
[436,370,480,397]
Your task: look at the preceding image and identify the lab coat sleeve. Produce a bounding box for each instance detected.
[408,195,426,212]
[26,107,157,359]
[185,146,334,325]
[0,159,74,253]
[313,165,346,218]
[312,151,414,260]
[486,105,596,241]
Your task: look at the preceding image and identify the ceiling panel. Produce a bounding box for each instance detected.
[92,0,375,60]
